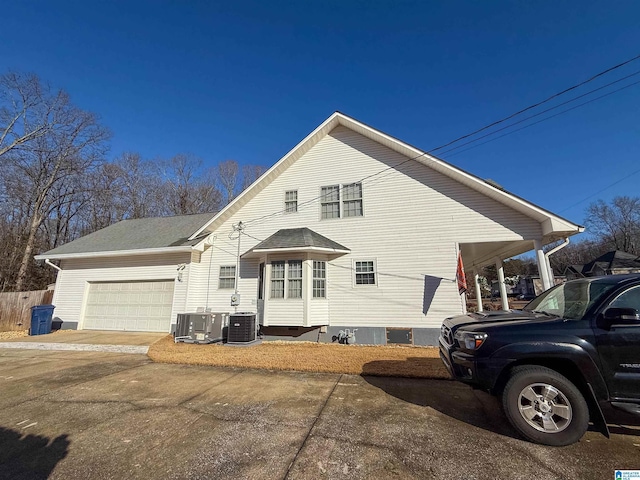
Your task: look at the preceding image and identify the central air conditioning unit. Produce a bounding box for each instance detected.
[227,312,257,344]
[175,312,229,344]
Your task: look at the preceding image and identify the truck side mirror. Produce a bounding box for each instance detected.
[598,307,640,329]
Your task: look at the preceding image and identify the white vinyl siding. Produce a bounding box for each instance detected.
[83,280,174,331]
[52,253,189,332]
[218,265,236,289]
[191,125,543,329]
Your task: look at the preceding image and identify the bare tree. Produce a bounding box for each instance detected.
[1,75,110,290]
[586,196,640,255]
[241,164,266,191]
[217,159,238,204]
[160,154,222,215]
[0,72,55,159]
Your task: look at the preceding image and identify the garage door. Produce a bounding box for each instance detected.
[83,280,175,332]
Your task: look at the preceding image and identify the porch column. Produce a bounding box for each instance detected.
[534,239,553,291]
[474,270,483,312]
[495,258,510,311]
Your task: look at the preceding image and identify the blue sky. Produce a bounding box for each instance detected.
[2,1,639,230]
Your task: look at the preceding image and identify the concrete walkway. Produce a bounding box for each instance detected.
[0,330,166,355]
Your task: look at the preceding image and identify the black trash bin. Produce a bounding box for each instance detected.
[30,305,55,335]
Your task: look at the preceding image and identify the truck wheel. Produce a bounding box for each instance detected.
[501,365,589,446]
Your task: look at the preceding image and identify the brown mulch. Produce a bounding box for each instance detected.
[148,335,450,379]
[0,330,29,340]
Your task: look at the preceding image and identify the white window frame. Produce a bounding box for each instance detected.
[218,265,236,289]
[284,190,298,214]
[313,260,326,298]
[320,183,363,220]
[353,259,377,287]
[270,260,304,300]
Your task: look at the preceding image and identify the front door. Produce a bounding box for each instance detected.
[593,284,640,399]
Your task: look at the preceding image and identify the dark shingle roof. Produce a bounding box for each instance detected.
[39,213,215,256]
[251,228,349,252]
[581,251,640,275]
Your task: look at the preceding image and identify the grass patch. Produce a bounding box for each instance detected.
[148,335,450,379]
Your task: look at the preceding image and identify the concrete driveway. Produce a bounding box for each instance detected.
[0,348,639,480]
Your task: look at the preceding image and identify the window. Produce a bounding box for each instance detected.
[285,190,298,213]
[313,261,326,298]
[321,185,340,219]
[610,285,640,310]
[343,183,363,217]
[355,260,376,285]
[270,261,285,298]
[288,260,302,298]
[218,266,236,289]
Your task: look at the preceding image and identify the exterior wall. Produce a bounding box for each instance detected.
[52,252,190,331]
[193,125,543,330]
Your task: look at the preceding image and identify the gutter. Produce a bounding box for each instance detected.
[34,246,194,261]
[44,259,62,272]
[544,237,570,284]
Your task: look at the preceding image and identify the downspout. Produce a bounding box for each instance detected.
[544,237,570,286]
[44,259,62,272]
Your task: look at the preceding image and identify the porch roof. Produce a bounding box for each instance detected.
[242,228,350,258]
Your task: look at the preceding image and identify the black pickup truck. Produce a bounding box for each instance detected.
[439,274,640,446]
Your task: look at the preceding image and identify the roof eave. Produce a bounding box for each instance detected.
[242,246,351,258]
[35,245,194,261]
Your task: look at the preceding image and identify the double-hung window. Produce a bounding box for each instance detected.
[343,183,363,217]
[313,261,326,298]
[288,260,302,298]
[219,266,236,289]
[354,260,376,285]
[270,261,285,298]
[321,185,340,219]
[285,190,298,213]
[321,183,363,219]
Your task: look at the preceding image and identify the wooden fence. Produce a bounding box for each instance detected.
[0,290,54,332]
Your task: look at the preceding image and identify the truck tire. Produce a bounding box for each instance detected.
[501,365,589,446]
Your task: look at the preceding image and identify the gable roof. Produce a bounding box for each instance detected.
[243,228,349,257]
[582,250,640,275]
[190,111,583,241]
[35,213,214,260]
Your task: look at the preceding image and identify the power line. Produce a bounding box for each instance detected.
[238,55,640,229]
[427,52,640,153]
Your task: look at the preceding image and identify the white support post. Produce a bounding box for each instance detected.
[474,270,483,312]
[495,258,510,311]
[534,239,553,291]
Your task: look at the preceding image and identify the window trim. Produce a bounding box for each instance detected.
[270,259,305,300]
[287,260,303,299]
[313,260,327,299]
[320,182,364,220]
[218,265,236,289]
[353,259,377,287]
[270,261,286,299]
[284,189,298,214]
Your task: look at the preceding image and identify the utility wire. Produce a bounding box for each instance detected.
[427,52,640,153]
[239,55,640,229]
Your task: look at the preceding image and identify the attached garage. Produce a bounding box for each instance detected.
[82,280,175,332]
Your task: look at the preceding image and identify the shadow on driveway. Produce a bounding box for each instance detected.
[0,426,69,480]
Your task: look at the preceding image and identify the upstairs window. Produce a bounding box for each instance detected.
[285,190,298,213]
[219,266,236,289]
[355,260,376,286]
[343,183,363,217]
[321,185,340,219]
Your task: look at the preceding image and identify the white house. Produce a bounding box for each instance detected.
[36,112,583,345]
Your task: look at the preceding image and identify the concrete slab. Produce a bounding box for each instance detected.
[5,330,166,346]
[0,349,639,479]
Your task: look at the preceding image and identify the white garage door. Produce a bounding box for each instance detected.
[83,280,175,332]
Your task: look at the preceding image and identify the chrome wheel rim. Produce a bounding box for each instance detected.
[517,383,573,433]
